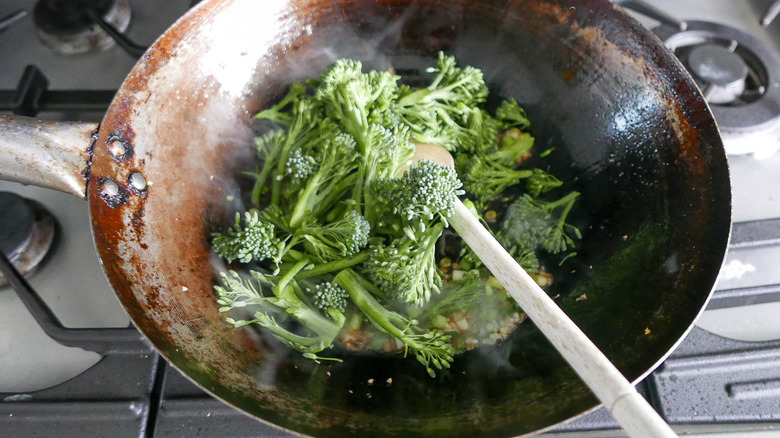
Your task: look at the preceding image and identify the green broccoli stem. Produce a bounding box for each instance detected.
[334,269,417,339]
[489,168,533,188]
[271,139,298,208]
[273,257,311,304]
[254,304,345,355]
[248,149,281,206]
[289,181,358,232]
[362,182,386,228]
[544,190,580,226]
[311,174,358,220]
[296,251,368,280]
[335,269,453,377]
[288,138,360,229]
[397,87,459,108]
[397,64,473,107]
[289,305,345,349]
[550,191,581,241]
[362,183,376,226]
[249,85,307,205]
[269,105,319,208]
[351,159,370,221]
[252,82,305,126]
[329,84,369,152]
[289,172,324,229]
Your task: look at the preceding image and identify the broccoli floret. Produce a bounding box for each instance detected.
[287,132,361,229]
[215,270,272,312]
[453,127,535,204]
[362,124,416,182]
[309,60,415,224]
[253,82,308,126]
[254,96,333,208]
[285,148,318,183]
[513,247,542,272]
[247,129,287,205]
[368,160,465,306]
[397,52,492,153]
[366,70,403,118]
[376,159,464,223]
[298,210,370,262]
[456,153,533,203]
[364,221,445,307]
[496,98,531,130]
[212,210,281,264]
[357,124,416,224]
[458,108,503,154]
[494,128,535,163]
[398,52,488,108]
[310,282,350,313]
[334,269,454,377]
[526,168,563,197]
[315,59,401,152]
[500,192,581,255]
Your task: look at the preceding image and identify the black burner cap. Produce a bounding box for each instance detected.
[33,0,115,35]
[0,192,35,257]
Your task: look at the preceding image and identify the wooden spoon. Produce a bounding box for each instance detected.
[412,143,677,438]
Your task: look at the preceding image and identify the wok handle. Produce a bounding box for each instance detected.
[449,199,677,438]
[0,114,97,199]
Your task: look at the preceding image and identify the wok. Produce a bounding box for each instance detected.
[0,0,731,436]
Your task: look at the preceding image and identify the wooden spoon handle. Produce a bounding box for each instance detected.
[448,199,676,438]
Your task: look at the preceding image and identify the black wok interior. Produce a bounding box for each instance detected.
[155,0,731,436]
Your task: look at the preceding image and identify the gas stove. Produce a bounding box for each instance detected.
[1,1,780,437]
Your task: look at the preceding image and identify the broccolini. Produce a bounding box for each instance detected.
[211,53,581,377]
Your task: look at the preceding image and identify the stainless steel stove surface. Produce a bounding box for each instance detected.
[1,1,780,437]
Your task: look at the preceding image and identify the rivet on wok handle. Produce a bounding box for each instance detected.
[99,177,127,208]
[107,139,127,158]
[106,133,133,162]
[129,171,147,192]
[98,174,145,207]
[103,179,120,196]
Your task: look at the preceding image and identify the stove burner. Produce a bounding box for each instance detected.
[0,192,56,287]
[654,20,780,157]
[33,0,131,54]
[687,43,749,105]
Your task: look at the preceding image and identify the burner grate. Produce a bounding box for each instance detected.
[0,250,159,437]
[654,21,780,138]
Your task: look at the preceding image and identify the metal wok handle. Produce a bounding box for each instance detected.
[0,115,97,199]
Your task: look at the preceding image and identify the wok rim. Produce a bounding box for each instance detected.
[84,0,733,436]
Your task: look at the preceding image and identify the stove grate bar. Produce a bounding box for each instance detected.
[0,65,114,116]
[0,250,149,354]
[730,218,780,249]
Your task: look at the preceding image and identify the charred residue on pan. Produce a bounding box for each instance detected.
[130,199,147,237]
[81,127,100,188]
